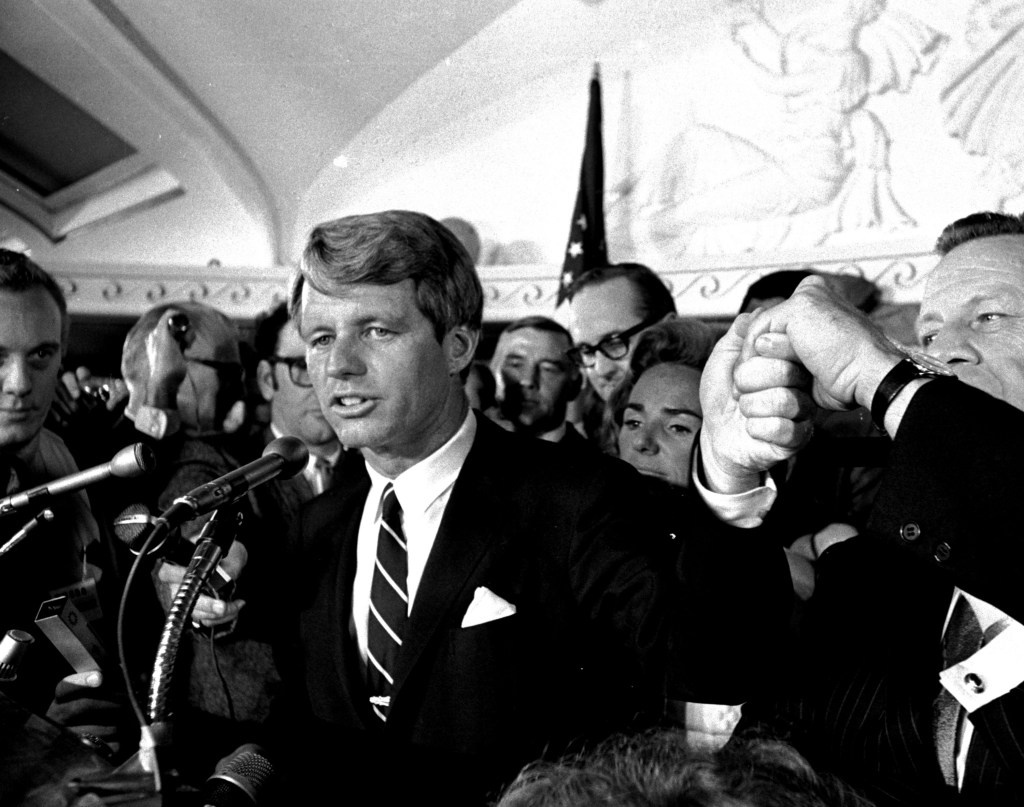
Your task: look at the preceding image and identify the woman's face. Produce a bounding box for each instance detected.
[617,363,703,489]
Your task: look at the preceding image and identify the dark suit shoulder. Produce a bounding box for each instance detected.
[472,414,636,491]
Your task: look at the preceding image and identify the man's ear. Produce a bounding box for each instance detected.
[444,326,480,377]
[566,367,584,400]
[256,359,276,401]
[221,400,247,434]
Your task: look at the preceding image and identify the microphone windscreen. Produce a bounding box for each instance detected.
[110,443,157,479]
[113,504,158,552]
[204,744,275,806]
[262,436,309,480]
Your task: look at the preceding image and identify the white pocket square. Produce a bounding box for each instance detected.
[460,586,517,628]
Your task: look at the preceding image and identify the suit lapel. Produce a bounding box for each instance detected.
[312,452,375,725]
[390,418,505,695]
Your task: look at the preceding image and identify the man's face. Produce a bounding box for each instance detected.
[300,279,476,473]
[259,321,338,452]
[568,277,648,401]
[917,235,1024,411]
[498,327,578,435]
[617,363,703,489]
[0,288,62,456]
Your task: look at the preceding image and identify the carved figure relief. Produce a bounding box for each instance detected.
[634,0,944,257]
[942,0,1024,206]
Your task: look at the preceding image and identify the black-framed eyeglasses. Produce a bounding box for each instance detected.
[267,355,312,388]
[566,313,663,368]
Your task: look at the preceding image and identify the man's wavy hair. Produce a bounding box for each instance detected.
[497,729,875,807]
[290,210,483,342]
[935,211,1024,256]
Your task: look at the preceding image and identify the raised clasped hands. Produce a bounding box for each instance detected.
[700,277,902,493]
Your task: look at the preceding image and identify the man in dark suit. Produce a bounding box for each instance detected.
[701,211,1024,805]
[492,315,590,449]
[269,210,791,805]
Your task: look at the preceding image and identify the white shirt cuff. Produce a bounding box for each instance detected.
[692,447,777,529]
[940,619,1024,712]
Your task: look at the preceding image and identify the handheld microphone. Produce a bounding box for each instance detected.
[0,629,34,682]
[158,437,307,527]
[203,744,275,806]
[0,443,156,516]
[114,503,234,594]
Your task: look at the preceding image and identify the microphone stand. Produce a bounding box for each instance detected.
[71,508,241,804]
[0,508,54,557]
[148,507,240,723]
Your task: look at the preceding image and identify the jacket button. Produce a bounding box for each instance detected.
[900,522,921,542]
[934,542,952,562]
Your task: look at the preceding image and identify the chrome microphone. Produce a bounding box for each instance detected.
[0,629,34,682]
[0,443,156,516]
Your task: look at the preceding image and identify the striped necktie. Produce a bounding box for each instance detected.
[366,483,408,722]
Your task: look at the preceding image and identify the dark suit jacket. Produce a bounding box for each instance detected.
[737,381,1024,806]
[271,414,790,804]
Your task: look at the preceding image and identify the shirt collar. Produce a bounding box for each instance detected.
[365,409,477,517]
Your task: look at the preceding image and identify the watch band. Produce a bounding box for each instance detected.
[870,353,955,433]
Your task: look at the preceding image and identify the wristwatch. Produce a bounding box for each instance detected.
[870,352,956,433]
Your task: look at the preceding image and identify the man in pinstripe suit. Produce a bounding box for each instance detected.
[699,212,1024,805]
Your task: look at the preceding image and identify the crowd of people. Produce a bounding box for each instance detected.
[0,206,1022,806]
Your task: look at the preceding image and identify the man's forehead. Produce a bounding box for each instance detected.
[0,288,62,343]
[300,278,420,329]
[934,235,1024,283]
[276,320,305,356]
[504,328,570,359]
[568,279,645,339]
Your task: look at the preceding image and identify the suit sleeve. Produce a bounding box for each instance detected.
[868,380,1024,622]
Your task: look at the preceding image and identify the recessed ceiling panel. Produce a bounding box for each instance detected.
[0,50,136,196]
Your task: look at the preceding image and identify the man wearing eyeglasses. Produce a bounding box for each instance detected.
[566,263,677,402]
[254,302,342,497]
[566,264,677,453]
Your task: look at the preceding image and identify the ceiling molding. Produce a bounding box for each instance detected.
[49,243,936,324]
[0,0,278,259]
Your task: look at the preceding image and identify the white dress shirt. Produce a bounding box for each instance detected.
[352,411,477,664]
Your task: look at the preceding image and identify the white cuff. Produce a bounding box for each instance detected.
[692,445,777,529]
[940,618,1024,712]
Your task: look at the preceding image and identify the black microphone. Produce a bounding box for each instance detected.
[158,437,308,527]
[203,744,275,807]
[114,503,234,594]
[0,443,156,516]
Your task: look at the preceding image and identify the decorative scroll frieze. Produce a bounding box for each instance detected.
[51,247,936,324]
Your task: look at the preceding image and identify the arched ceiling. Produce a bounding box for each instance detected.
[0,0,525,264]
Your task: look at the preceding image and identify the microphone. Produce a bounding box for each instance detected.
[0,443,156,516]
[114,503,234,594]
[159,437,308,527]
[0,629,34,682]
[203,744,275,806]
